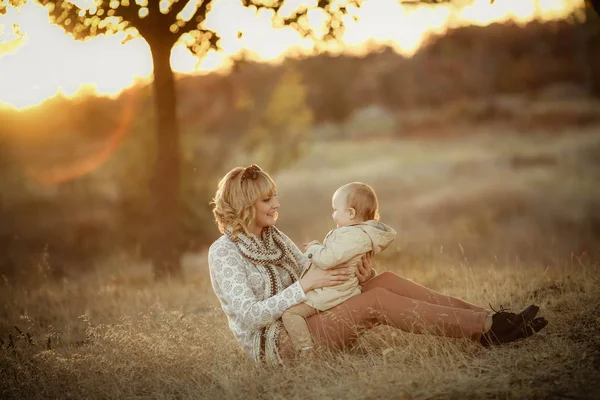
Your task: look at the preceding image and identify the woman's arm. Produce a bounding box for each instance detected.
[209,241,307,331]
[299,264,353,292]
[209,240,352,330]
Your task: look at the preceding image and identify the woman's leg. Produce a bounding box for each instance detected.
[363,271,489,313]
[304,287,488,350]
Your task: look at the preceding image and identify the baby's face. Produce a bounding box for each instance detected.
[331,190,354,228]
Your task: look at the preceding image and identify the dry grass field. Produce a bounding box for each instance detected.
[2,125,600,399]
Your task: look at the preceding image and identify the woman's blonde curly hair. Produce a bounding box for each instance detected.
[211,165,277,237]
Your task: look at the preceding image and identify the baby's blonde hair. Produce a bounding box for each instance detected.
[211,165,276,237]
[338,182,379,221]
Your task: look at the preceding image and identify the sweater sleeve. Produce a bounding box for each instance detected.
[304,228,372,269]
[208,240,307,331]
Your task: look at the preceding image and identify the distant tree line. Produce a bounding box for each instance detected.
[0,15,597,280]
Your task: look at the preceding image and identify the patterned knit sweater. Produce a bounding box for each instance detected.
[208,232,310,365]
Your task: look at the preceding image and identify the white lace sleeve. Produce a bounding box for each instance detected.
[209,240,307,331]
[278,231,312,273]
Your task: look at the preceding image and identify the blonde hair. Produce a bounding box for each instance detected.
[338,182,379,221]
[211,165,276,237]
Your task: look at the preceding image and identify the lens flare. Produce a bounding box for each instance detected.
[26,90,138,185]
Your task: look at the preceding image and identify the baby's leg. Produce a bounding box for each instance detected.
[281,303,319,351]
[364,271,489,313]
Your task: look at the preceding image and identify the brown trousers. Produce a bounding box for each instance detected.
[277,271,489,360]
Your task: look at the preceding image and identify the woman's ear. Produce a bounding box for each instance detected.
[349,207,356,219]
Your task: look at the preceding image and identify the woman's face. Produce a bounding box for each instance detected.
[251,192,280,233]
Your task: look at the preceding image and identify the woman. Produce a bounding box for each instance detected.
[208,165,547,365]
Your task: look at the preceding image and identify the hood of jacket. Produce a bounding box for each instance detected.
[354,220,396,253]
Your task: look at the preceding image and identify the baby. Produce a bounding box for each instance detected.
[281,182,397,353]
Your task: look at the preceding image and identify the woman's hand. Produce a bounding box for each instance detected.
[300,264,352,292]
[355,251,375,285]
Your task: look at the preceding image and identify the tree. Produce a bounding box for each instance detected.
[2,0,449,279]
[583,0,600,97]
[1,0,26,14]
[302,54,357,125]
[7,0,364,279]
[242,67,313,172]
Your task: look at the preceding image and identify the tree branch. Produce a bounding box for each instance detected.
[241,0,284,14]
[401,0,454,4]
[237,0,365,43]
[169,0,193,17]
[178,0,213,35]
[148,0,161,15]
[178,1,220,58]
[112,1,149,37]
[1,0,27,15]
[112,1,142,22]
[39,0,109,39]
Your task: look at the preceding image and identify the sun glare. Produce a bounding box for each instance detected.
[0,0,577,110]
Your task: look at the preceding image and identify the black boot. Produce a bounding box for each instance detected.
[512,317,548,341]
[480,304,539,346]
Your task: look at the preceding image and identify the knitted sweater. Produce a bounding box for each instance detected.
[208,232,310,365]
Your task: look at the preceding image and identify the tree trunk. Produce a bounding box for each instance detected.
[585,5,600,98]
[148,40,183,281]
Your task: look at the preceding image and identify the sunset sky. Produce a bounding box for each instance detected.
[0,0,577,109]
